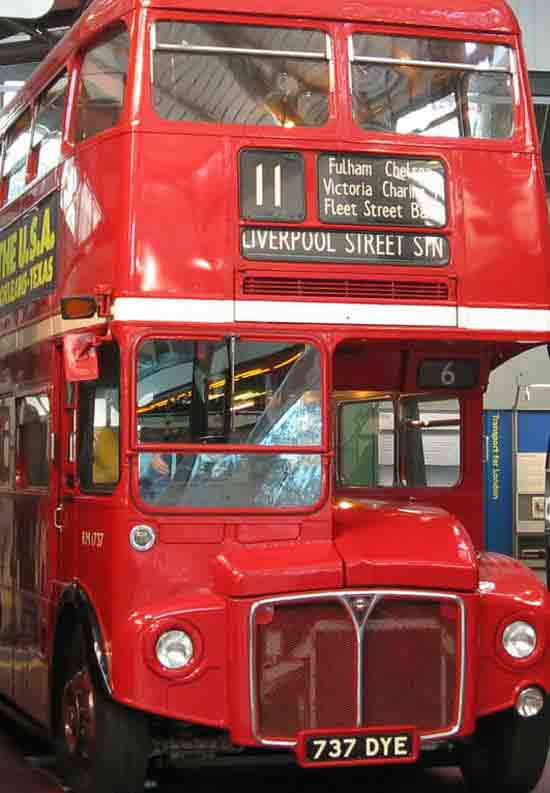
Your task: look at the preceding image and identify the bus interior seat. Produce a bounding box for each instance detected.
[93,425,119,484]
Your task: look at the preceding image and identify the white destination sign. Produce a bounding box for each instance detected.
[318,154,447,228]
[241,227,449,266]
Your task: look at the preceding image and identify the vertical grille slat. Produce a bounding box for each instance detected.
[252,592,462,743]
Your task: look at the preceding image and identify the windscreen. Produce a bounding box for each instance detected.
[136,338,323,508]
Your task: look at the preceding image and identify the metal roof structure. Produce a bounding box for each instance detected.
[0,1,85,64]
[0,0,84,109]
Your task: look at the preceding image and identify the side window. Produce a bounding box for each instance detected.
[17,394,50,488]
[2,109,32,205]
[534,101,550,197]
[0,399,12,487]
[78,343,120,491]
[75,24,130,143]
[338,396,460,488]
[401,397,461,487]
[32,71,69,182]
[339,399,395,487]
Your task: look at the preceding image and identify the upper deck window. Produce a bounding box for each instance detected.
[350,34,514,139]
[151,22,331,128]
[32,71,68,181]
[2,109,32,204]
[75,24,129,143]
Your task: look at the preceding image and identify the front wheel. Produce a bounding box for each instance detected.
[54,627,151,793]
[459,707,549,793]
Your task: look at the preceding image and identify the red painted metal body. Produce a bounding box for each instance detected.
[0,0,548,778]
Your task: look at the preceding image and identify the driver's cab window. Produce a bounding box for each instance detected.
[339,395,460,488]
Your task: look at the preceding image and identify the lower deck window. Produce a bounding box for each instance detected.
[17,394,50,487]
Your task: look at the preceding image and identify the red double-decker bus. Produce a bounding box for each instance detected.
[0,0,549,791]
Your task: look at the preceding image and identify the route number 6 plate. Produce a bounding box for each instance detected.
[296,726,419,768]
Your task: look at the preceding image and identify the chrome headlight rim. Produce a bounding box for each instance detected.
[501,620,537,660]
[129,523,157,552]
[143,618,203,679]
[156,629,194,670]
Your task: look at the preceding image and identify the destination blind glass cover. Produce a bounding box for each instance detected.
[318,154,447,228]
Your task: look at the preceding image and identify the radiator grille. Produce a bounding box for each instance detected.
[363,599,458,732]
[255,601,357,739]
[240,275,452,302]
[252,593,462,743]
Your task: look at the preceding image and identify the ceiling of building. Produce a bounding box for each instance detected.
[0,0,84,109]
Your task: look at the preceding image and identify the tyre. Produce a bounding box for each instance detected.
[460,707,549,793]
[54,626,151,793]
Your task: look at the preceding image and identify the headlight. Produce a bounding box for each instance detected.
[155,630,194,669]
[516,687,545,718]
[502,621,537,659]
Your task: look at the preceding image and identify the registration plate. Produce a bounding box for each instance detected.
[296,727,418,768]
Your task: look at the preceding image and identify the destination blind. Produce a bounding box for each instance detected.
[241,227,449,266]
[318,154,447,228]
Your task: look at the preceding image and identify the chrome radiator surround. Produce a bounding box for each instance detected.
[249,589,466,748]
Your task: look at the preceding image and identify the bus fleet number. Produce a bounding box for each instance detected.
[81,530,104,549]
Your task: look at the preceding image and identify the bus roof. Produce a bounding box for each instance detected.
[145,0,519,34]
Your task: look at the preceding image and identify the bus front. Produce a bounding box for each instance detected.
[59,2,550,792]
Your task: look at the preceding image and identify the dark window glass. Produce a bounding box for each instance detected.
[351,34,514,139]
[535,104,550,194]
[17,394,49,487]
[32,71,68,180]
[75,24,129,142]
[0,400,11,487]
[152,22,330,127]
[78,343,120,491]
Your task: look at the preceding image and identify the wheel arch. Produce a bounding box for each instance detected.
[51,584,112,730]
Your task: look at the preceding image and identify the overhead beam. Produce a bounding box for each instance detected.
[0,40,51,66]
